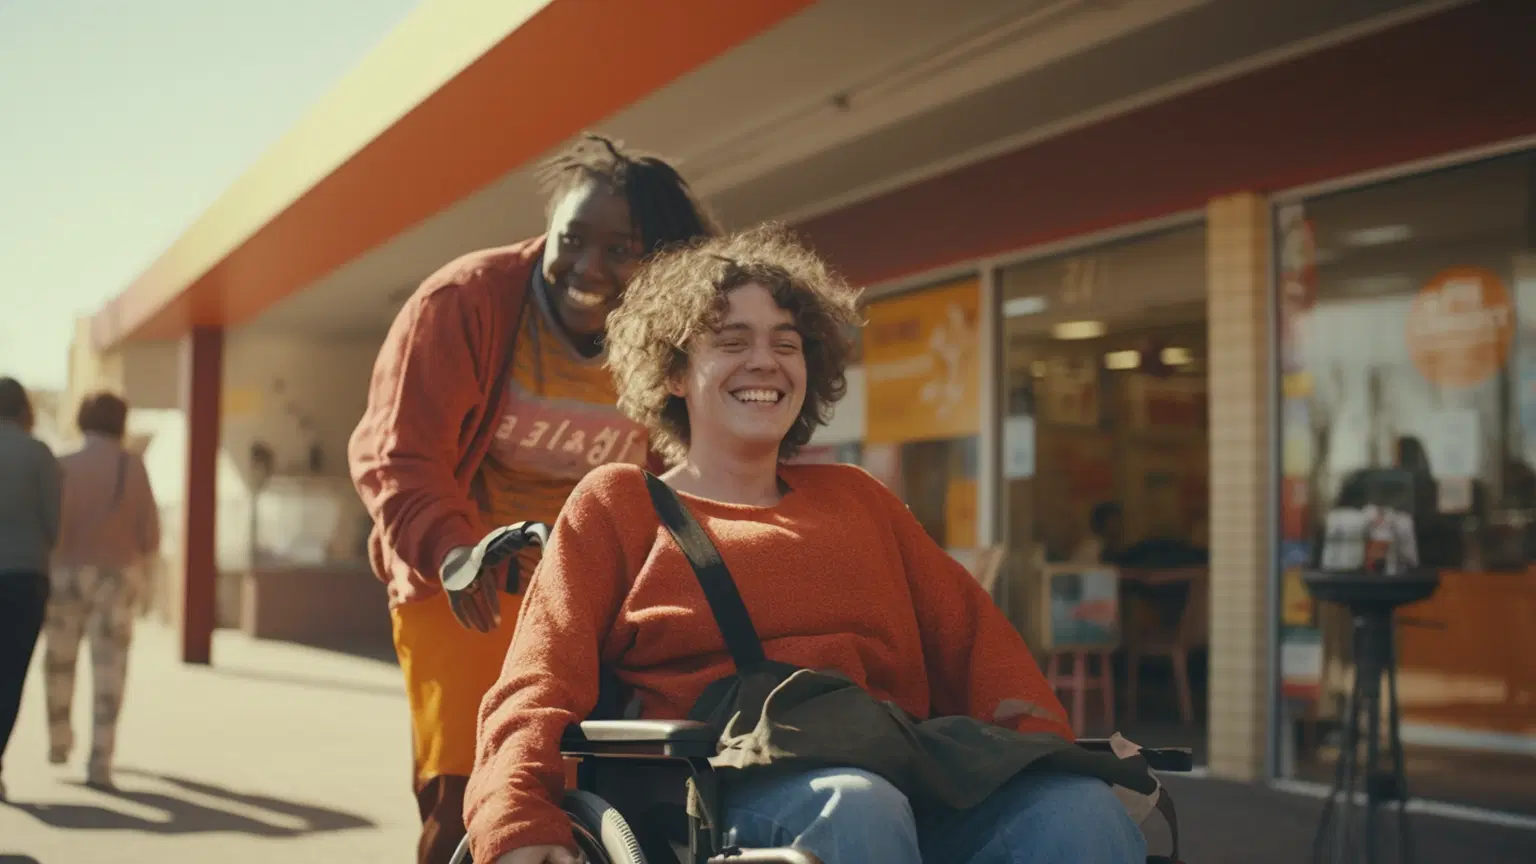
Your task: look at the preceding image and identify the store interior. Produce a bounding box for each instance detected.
[995,225,1212,753]
[1280,151,1536,815]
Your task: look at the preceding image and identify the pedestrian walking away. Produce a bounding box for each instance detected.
[0,377,62,802]
[45,391,161,790]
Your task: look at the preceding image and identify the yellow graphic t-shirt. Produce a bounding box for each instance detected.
[477,289,649,586]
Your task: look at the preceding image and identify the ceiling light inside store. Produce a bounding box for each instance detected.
[1161,347,1193,366]
[1342,224,1412,247]
[1052,320,1106,340]
[1340,274,1415,296]
[1104,350,1140,370]
[1004,295,1050,317]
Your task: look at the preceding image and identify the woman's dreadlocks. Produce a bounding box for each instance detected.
[535,132,719,257]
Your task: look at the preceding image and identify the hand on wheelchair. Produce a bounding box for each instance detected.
[493,844,584,864]
[441,522,549,633]
[442,545,502,633]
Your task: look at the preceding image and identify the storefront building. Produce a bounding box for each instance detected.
[826,145,1536,818]
[70,0,1535,819]
[785,0,1536,815]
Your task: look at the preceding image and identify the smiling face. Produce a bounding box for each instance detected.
[541,179,643,339]
[667,282,808,458]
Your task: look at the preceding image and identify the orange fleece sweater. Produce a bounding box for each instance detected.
[465,462,1073,860]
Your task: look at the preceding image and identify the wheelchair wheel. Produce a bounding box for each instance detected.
[444,790,647,864]
[565,789,647,864]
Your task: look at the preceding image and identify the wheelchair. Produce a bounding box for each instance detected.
[449,524,1195,864]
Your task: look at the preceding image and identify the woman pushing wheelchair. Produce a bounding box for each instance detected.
[465,225,1150,864]
[348,134,715,863]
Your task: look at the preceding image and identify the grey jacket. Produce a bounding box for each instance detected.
[0,419,61,575]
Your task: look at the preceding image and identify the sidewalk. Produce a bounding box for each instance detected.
[4,622,1534,863]
[1161,773,1536,863]
[1,623,418,864]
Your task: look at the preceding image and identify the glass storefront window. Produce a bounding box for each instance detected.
[999,224,1211,741]
[862,436,979,548]
[857,276,983,551]
[1274,151,1536,815]
[797,323,866,469]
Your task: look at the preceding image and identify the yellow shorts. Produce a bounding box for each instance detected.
[390,591,523,786]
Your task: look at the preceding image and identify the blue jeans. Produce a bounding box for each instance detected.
[723,768,1147,864]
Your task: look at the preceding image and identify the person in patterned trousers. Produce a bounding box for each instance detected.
[46,391,160,789]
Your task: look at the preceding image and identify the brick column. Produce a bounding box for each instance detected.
[1205,192,1274,780]
[180,326,224,665]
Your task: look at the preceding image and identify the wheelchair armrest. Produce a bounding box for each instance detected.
[708,849,824,864]
[1076,738,1195,773]
[560,720,718,759]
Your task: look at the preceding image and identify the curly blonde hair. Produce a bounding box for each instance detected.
[605,223,863,464]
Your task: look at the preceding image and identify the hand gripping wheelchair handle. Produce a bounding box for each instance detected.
[441,521,552,594]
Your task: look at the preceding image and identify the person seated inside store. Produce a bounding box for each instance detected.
[1072,501,1126,564]
[1329,435,1484,571]
[1063,499,1210,570]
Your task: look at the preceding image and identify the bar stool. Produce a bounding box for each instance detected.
[1044,649,1115,736]
[1034,563,1122,736]
[1303,569,1440,864]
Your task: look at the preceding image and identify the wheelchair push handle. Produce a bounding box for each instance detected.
[486,521,551,561]
[442,520,552,593]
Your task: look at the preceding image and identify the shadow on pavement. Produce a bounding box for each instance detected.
[258,634,400,666]
[1,768,374,837]
[1163,775,1536,864]
[211,666,404,699]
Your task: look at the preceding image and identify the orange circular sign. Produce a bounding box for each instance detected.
[1406,267,1512,388]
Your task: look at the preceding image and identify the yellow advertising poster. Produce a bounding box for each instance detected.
[1282,398,1313,478]
[222,387,263,418]
[864,278,981,444]
[1282,372,1313,399]
[945,477,978,549]
[1281,566,1314,627]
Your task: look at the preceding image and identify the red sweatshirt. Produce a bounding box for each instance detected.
[348,239,541,607]
[464,462,1073,861]
[348,237,665,607]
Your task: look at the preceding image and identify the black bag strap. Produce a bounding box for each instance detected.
[643,472,766,671]
[111,453,127,507]
[1148,781,1181,863]
[461,274,530,594]
[82,452,130,536]
[469,285,529,507]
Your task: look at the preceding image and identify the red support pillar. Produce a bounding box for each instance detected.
[180,326,223,665]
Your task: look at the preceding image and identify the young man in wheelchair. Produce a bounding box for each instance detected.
[464,225,1153,864]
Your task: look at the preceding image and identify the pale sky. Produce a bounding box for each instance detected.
[0,0,420,391]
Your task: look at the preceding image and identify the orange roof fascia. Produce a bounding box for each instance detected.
[91,0,815,350]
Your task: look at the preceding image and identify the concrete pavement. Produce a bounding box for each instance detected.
[1,622,418,863]
[6,621,1534,863]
